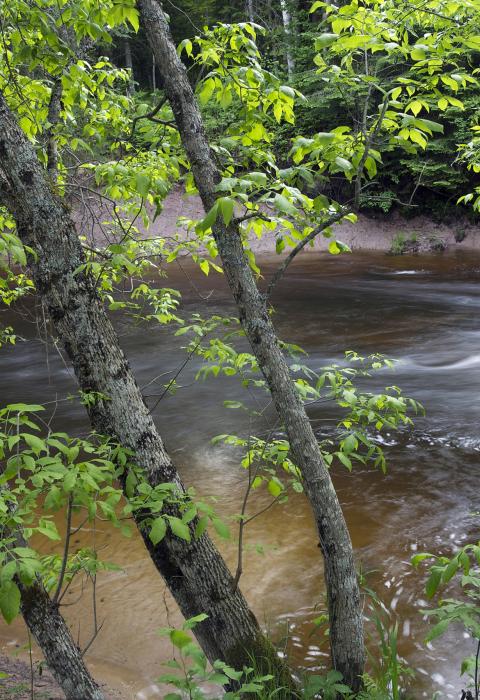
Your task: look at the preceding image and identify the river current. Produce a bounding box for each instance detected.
[0,250,479,698]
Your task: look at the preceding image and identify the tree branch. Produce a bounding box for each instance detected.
[266,209,349,298]
[354,96,389,210]
[130,97,169,138]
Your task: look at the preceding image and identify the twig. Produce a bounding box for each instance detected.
[148,337,203,413]
[130,97,168,138]
[27,627,35,700]
[232,436,256,591]
[52,494,73,605]
[354,96,389,210]
[475,637,479,700]
[266,209,349,298]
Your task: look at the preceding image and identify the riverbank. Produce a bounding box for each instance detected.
[0,651,65,699]
[0,650,128,700]
[72,185,479,255]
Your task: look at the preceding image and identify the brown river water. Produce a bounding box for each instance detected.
[0,249,479,698]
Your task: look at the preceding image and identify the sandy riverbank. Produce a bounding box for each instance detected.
[72,185,479,256]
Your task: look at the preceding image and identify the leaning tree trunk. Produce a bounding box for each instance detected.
[19,579,105,700]
[0,93,294,688]
[137,0,365,688]
[1,500,105,699]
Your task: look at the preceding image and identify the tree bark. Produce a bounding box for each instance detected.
[124,38,135,95]
[19,579,106,700]
[138,0,365,688]
[0,93,293,687]
[1,490,105,699]
[280,0,295,80]
[45,79,62,174]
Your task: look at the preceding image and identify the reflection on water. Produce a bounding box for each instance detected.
[1,250,479,698]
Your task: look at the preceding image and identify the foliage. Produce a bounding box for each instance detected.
[158,616,277,699]
[413,541,480,688]
[0,402,231,625]
[361,585,414,700]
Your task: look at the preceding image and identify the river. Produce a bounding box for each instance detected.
[0,249,479,699]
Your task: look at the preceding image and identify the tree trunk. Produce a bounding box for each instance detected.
[19,579,105,700]
[45,79,62,174]
[124,38,135,95]
[137,0,365,688]
[279,0,295,80]
[0,93,294,687]
[1,491,105,699]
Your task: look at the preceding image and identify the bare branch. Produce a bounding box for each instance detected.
[52,494,73,606]
[130,97,169,138]
[354,96,389,209]
[266,209,349,298]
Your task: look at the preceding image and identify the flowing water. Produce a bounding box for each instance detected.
[1,250,479,698]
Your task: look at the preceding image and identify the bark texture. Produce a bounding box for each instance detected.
[0,93,292,684]
[19,580,105,700]
[1,495,104,699]
[138,0,365,688]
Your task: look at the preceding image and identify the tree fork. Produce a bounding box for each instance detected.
[138,0,365,688]
[0,92,294,688]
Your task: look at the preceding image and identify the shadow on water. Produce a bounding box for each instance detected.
[0,249,479,697]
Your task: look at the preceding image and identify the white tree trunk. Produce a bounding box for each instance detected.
[280,0,295,80]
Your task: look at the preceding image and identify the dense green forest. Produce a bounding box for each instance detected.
[0,0,479,699]
[114,0,480,221]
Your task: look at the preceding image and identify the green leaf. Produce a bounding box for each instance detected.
[7,404,44,413]
[274,194,298,217]
[336,452,352,470]
[0,561,17,583]
[23,433,45,454]
[135,173,150,198]
[411,47,426,61]
[334,156,353,172]
[315,33,339,49]
[63,470,77,493]
[218,197,235,226]
[170,629,192,649]
[194,516,208,539]
[150,517,167,545]
[211,517,230,540]
[315,132,335,145]
[37,521,61,541]
[425,618,450,642]
[198,202,219,232]
[411,553,433,567]
[426,568,442,598]
[169,517,191,542]
[267,478,282,497]
[183,613,208,629]
[0,581,20,624]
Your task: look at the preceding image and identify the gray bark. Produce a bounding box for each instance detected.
[46,79,62,173]
[1,480,104,699]
[19,579,105,700]
[138,0,365,688]
[0,93,292,686]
